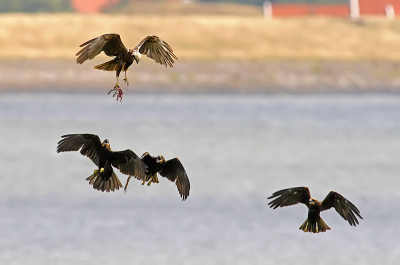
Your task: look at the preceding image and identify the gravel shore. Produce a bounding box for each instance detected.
[2,60,400,93]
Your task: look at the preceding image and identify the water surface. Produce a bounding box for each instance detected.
[0,92,399,264]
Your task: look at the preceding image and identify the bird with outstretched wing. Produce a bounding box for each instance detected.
[57,134,147,192]
[76,34,178,101]
[124,152,190,201]
[268,187,362,233]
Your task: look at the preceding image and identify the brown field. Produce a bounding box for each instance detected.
[1,10,400,61]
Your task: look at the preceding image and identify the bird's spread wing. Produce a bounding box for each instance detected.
[159,158,190,201]
[110,149,147,181]
[321,191,363,226]
[135,35,178,68]
[57,134,102,166]
[76,33,127,64]
[267,187,311,209]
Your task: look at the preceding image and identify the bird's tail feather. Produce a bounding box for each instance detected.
[86,170,122,192]
[94,59,119,72]
[299,218,331,233]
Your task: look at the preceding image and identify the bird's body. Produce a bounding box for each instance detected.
[76,34,178,101]
[96,140,113,177]
[268,187,362,233]
[299,198,331,233]
[124,152,190,201]
[94,49,134,80]
[57,134,147,192]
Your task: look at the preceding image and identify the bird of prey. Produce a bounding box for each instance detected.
[76,34,178,101]
[267,187,362,233]
[57,134,147,192]
[124,152,190,201]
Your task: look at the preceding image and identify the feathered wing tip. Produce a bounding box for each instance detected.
[94,59,120,72]
[299,218,331,233]
[86,170,122,192]
[76,36,107,64]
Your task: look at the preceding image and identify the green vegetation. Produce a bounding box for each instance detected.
[0,0,71,12]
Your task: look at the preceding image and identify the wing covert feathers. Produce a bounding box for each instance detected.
[136,35,178,68]
[321,191,363,226]
[267,187,311,209]
[76,34,127,64]
[57,134,102,166]
[111,149,147,181]
[159,158,190,201]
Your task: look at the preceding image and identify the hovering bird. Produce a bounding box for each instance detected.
[76,34,178,101]
[57,134,147,192]
[124,152,190,201]
[267,187,362,233]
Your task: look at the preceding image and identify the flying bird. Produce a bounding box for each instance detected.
[76,34,178,101]
[124,152,190,201]
[57,134,147,192]
[267,187,362,233]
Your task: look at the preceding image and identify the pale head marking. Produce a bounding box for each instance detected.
[132,50,141,63]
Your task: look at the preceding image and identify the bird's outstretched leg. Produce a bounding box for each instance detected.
[147,179,153,186]
[124,176,131,193]
[123,71,129,85]
[153,174,159,184]
[146,174,159,186]
[141,173,156,186]
[108,77,124,102]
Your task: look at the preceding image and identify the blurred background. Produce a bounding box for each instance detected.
[1,0,400,264]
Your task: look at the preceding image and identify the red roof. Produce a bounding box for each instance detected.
[359,0,400,15]
[71,0,120,13]
[270,0,400,17]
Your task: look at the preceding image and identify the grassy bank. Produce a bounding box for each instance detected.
[1,12,400,61]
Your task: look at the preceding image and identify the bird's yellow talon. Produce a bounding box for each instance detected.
[100,168,104,173]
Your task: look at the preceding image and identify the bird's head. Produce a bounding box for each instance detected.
[309,198,317,205]
[132,50,141,64]
[102,139,110,148]
[156,155,165,164]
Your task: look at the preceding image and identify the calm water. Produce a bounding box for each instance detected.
[0,92,399,265]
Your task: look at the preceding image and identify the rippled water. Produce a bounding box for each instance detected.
[0,92,399,265]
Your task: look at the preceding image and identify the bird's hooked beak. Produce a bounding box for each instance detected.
[156,155,165,164]
[102,139,110,148]
[309,198,316,205]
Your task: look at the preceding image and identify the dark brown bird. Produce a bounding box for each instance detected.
[268,187,362,233]
[57,134,147,192]
[76,34,178,101]
[124,152,190,201]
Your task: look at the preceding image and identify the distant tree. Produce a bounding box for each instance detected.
[0,0,72,12]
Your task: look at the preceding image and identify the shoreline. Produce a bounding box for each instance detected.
[2,60,400,92]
